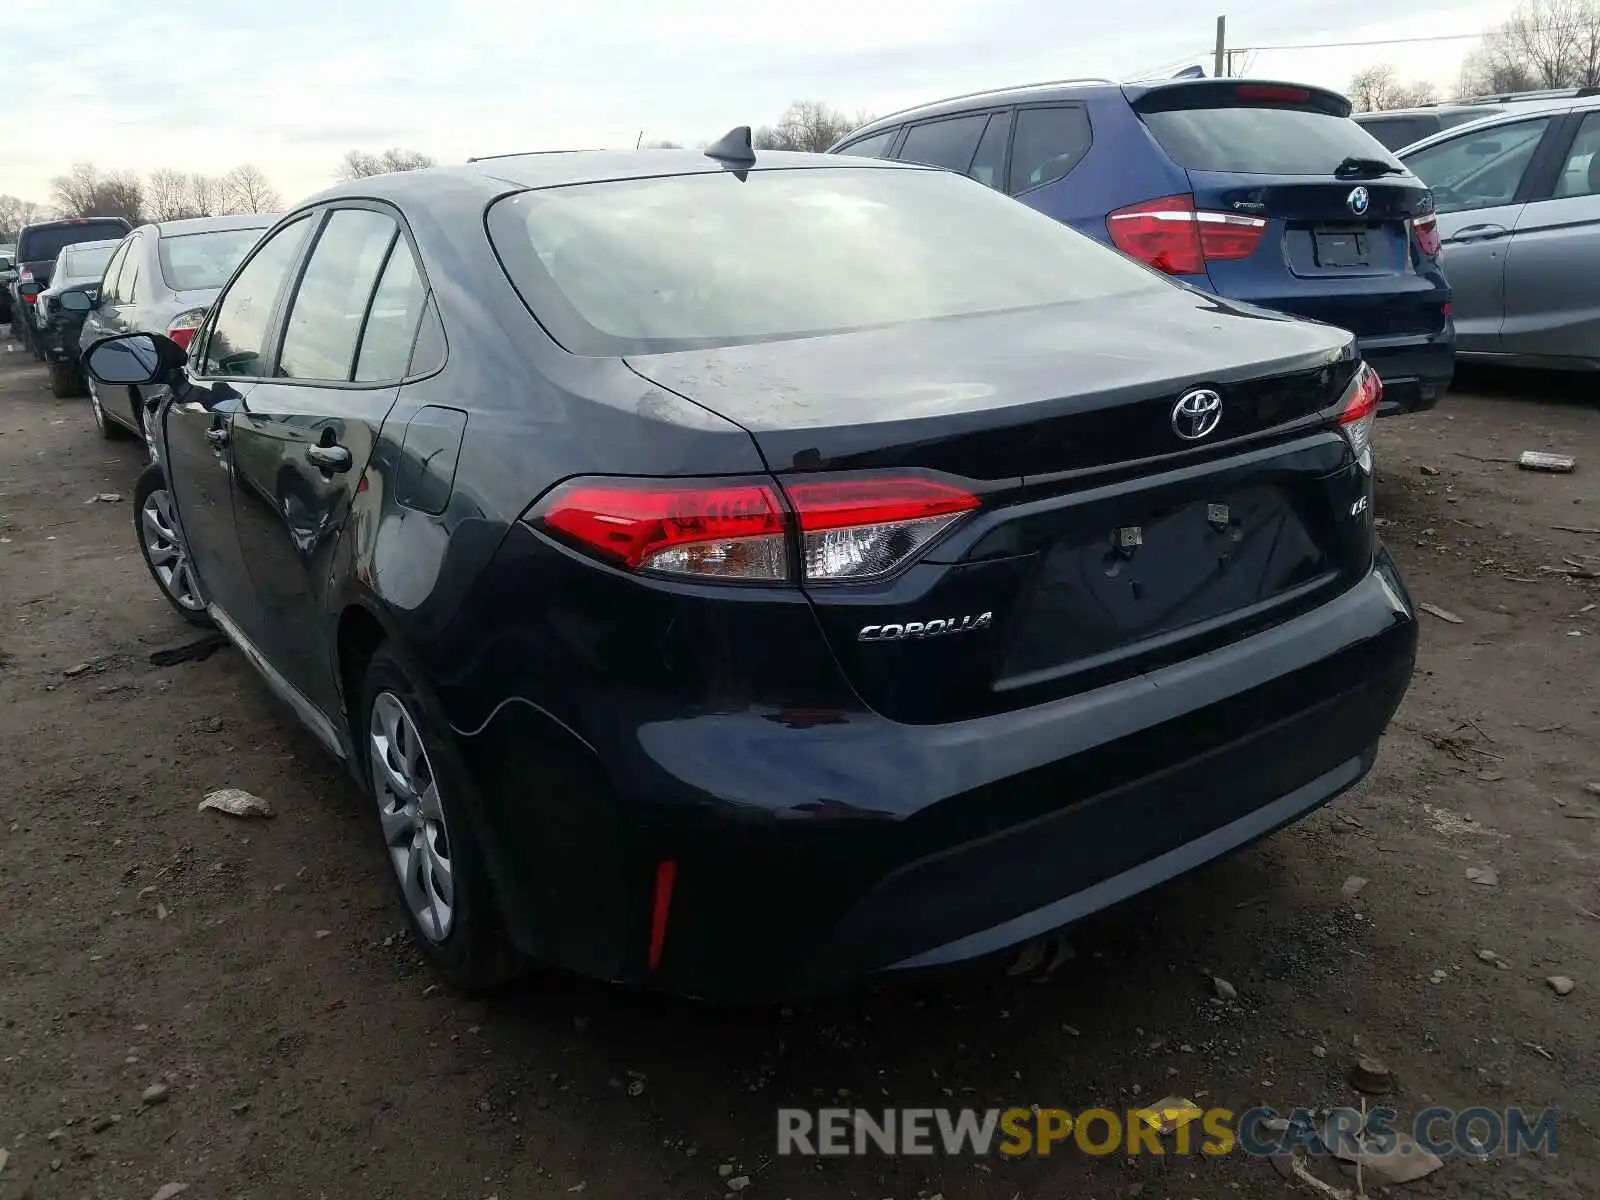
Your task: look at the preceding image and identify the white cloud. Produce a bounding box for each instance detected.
[2,0,1518,208]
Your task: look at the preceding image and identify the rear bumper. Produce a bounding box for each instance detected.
[455,551,1417,1002]
[1360,327,1455,416]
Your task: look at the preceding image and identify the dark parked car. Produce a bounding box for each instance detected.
[829,77,1454,415]
[81,140,1417,1001]
[8,216,132,358]
[1353,103,1513,151]
[70,213,277,448]
[35,238,121,397]
[0,244,16,324]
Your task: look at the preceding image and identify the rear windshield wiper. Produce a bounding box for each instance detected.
[1334,156,1404,179]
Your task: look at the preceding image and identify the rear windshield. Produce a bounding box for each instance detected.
[1142,106,1406,175]
[62,243,117,278]
[158,227,268,291]
[487,166,1164,355]
[18,221,129,264]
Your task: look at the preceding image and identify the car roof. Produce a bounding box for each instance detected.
[20,216,130,233]
[145,213,282,237]
[1397,91,1600,155]
[1355,103,1506,119]
[295,147,920,207]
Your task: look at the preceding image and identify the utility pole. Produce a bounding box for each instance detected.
[1213,15,1226,79]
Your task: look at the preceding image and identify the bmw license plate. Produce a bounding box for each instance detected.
[1314,229,1369,268]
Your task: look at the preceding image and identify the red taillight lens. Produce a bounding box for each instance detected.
[166,308,207,351]
[1412,215,1442,257]
[1107,194,1267,275]
[1337,362,1382,470]
[530,474,980,583]
[535,478,789,579]
[22,292,36,305]
[784,476,978,582]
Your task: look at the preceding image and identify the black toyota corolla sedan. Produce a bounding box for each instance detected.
[82,133,1416,1002]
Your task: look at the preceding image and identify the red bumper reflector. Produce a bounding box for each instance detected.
[647,860,677,971]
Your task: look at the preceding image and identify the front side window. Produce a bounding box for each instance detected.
[836,130,896,159]
[202,215,313,377]
[897,115,989,172]
[276,208,398,382]
[97,242,130,301]
[1403,117,1550,214]
[487,165,1165,355]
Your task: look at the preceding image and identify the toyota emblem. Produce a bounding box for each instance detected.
[1347,186,1371,216]
[1171,388,1223,441]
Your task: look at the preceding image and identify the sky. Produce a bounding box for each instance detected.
[5,0,1518,209]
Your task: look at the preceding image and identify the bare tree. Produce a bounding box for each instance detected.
[145,168,195,222]
[186,173,226,217]
[0,195,47,241]
[223,164,282,214]
[639,138,683,149]
[50,163,143,223]
[337,148,436,180]
[753,102,873,153]
[1461,0,1600,93]
[1347,64,1438,111]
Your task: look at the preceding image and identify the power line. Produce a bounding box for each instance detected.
[1233,32,1488,53]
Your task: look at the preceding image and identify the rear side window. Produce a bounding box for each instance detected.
[18,220,129,264]
[1009,106,1092,193]
[1402,117,1551,213]
[836,130,896,158]
[898,115,989,172]
[1553,111,1600,198]
[354,239,428,382]
[1142,106,1404,175]
[276,209,398,382]
[1356,115,1439,152]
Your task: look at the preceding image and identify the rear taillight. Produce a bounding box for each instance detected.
[1337,362,1382,471]
[529,473,979,584]
[1412,215,1442,257]
[20,266,33,281]
[166,308,207,351]
[1106,194,1267,275]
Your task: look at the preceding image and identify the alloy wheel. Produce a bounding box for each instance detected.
[370,692,455,942]
[140,487,203,612]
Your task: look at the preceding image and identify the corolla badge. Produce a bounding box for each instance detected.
[858,613,993,642]
[1170,388,1223,441]
[1347,186,1370,216]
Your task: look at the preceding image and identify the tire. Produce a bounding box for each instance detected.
[87,377,133,442]
[48,359,83,399]
[28,325,44,361]
[133,464,212,626]
[360,643,522,991]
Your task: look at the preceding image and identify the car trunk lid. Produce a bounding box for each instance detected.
[626,294,1373,722]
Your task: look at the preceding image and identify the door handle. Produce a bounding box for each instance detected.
[205,426,230,448]
[306,443,353,473]
[1451,224,1508,243]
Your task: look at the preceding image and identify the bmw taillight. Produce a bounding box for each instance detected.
[1106,194,1268,276]
[1412,214,1442,258]
[528,473,979,584]
[166,308,206,351]
[1337,362,1382,472]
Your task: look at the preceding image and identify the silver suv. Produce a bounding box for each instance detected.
[1397,93,1600,370]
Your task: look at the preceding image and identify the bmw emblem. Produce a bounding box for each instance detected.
[1347,186,1371,216]
[1171,388,1223,441]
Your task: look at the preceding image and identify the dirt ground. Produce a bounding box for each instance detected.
[0,343,1595,1200]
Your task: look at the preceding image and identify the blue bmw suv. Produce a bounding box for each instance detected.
[829,77,1454,414]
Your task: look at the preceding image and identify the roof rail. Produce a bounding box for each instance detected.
[467,148,606,163]
[1454,85,1585,104]
[861,77,1117,129]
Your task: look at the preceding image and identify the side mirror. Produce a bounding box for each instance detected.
[59,290,93,313]
[0,258,12,271]
[84,333,187,387]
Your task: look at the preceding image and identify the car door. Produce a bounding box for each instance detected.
[229,204,425,718]
[164,213,317,633]
[1500,109,1600,363]
[1401,115,1558,354]
[80,238,130,357]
